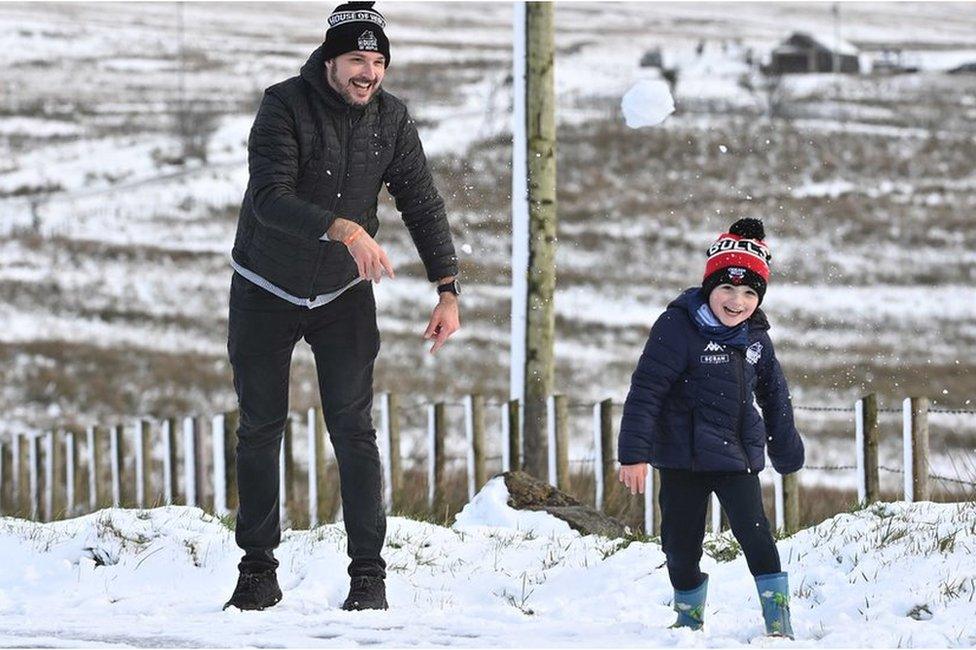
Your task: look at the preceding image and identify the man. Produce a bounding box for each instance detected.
[224,1,460,612]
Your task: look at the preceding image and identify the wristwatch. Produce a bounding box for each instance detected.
[437,279,461,296]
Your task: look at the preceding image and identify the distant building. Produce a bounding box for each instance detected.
[949,61,976,75]
[765,32,860,75]
[872,48,919,75]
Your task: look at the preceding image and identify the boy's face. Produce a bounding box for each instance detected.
[708,284,759,327]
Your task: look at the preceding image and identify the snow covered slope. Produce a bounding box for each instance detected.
[1,486,974,647]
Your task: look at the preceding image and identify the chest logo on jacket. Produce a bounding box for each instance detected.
[746,341,763,365]
[704,341,725,353]
[701,340,729,364]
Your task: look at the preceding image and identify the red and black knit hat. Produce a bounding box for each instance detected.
[322,2,390,67]
[702,218,772,303]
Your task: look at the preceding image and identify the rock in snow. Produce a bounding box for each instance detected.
[621,79,675,128]
[455,472,628,538]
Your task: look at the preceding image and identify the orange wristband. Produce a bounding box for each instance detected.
[343,228,364,247]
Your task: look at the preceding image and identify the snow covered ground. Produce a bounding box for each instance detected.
[1,2,975,508]
[1,479,975,647]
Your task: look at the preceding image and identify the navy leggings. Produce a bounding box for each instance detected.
[659,468,781,591]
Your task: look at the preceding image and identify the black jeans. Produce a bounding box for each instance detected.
[227,273,386,578]
[659,468,780,591]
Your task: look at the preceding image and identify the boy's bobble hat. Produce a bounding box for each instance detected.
[702,218,772,304]
[322,1,390,67]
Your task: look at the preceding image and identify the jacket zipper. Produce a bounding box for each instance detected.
[731,348,752,472]
[307,105,352,298]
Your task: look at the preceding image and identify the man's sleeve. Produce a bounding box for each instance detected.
[754,334,805,474]
[383,109,458,281]
[248,90,336,241]
[617,311,688,464]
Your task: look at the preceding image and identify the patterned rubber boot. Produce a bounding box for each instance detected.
[670,574,708,631]
[755,571,795,639]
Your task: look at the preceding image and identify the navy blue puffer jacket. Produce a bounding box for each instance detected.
[618,288,804,474]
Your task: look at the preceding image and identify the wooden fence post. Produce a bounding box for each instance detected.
[710,493,722,533]
[212,413,228,517]
[465,394,487,500]
[773,471,785,533]
[197,417,212,512]
[0,439,9,515]
[65,431,79,516]
[109,424,124,508]
[12,433,23,515]
[855,394,880,504]
[547,395,569,492]
[598,399,614,510]
[643,466,661,537]
[505,399,521,472]
[427,403,446,512]
[223,411,239,513]
[44,430,64,520]
[162,418,177,505]
[903,397,930,502]
[380,393,402,512]
[183,417,198,507]
[279,417,295,528]
[134,419,152,509]
[28,435,40,520]
[306,408,319,527]
[86,426,101,510]
[783,471,800,533]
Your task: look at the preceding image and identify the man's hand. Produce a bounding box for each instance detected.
[328,218,394,283]
[423,292,460,354]
[619,463,649,495]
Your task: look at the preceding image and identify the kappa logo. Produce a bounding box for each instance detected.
[746,341,763,365]
[358,30,379,51]
[704,341,725,353]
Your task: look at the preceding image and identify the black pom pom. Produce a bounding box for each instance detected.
[729,218,765,240]
[343,1,376,8]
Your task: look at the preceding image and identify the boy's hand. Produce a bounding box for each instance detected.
[619,463,649,495]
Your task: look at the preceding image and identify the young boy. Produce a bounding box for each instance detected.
[617,218,804,638]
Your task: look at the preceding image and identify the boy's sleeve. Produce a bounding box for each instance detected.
[754,333,805,474]
[618,310,688,465]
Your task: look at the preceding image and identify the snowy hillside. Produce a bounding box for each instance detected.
[1,481,975,647]
[2,2,976,508]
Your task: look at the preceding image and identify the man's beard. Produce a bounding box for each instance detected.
[327,65,379,106]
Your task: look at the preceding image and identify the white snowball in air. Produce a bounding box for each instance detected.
[621,79,675,128]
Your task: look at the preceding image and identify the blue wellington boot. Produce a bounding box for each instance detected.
[670,574,708,631]
[755,572,795,639]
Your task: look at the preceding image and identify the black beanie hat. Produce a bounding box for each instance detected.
[701,218,772,304]
[322,2,390,67]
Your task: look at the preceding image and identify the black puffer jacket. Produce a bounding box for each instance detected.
[231,44,458,298]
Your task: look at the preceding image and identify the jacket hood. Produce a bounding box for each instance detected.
[300,43,382,112]
[669,287,770,332]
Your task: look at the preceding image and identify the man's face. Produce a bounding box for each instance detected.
[326,51,386,106]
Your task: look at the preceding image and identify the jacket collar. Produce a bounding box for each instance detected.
[669,287,770,347]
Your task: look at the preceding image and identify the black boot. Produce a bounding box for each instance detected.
[341,576,388,611]
[223,569,283,611]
